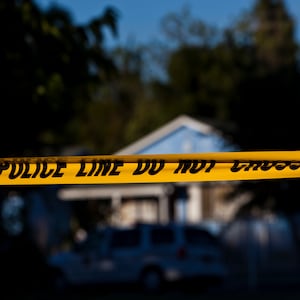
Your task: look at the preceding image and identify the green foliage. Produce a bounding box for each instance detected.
[253,0,297,71]
[167,45,239,121]
[0,0,118,156]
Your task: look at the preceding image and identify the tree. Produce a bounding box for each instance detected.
[253,0,297,72]
[75,45,147,154]
[0,0,118,157]
[150,6,251,133]
[226,0,300,218]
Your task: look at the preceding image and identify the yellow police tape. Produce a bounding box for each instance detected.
[1,151,300,185]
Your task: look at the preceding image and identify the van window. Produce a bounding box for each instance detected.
[111,229,141,248]
[150,227,175,245]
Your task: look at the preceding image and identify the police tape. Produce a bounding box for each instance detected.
[1,151,300,185]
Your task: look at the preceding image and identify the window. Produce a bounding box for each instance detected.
[111,229,141,248]
[150,227,175,245]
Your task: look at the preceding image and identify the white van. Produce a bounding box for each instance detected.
[48,223,227,292]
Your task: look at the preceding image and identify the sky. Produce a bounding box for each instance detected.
[36,0,300,47]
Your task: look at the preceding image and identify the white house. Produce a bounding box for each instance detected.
[58,115,244,227]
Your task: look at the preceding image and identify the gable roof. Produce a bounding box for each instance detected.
[115,114,229,155]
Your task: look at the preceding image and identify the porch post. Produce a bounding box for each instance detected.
[158,194,169,224]
[111,193,121,225]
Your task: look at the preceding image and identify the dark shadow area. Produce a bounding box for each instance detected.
[0,236,56,299]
